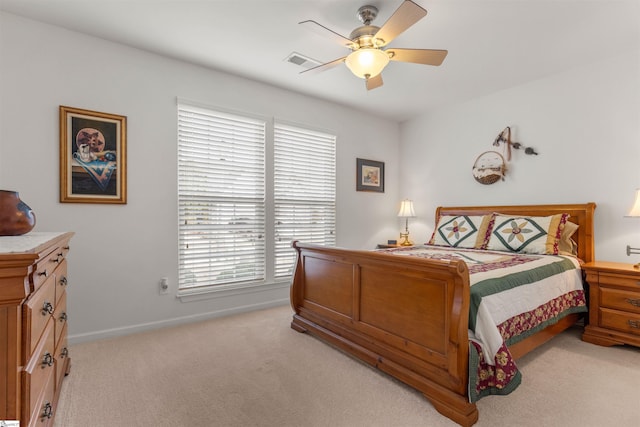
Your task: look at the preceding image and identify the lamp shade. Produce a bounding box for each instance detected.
[397,199,415,218]
[345,48,389,79]
[626,189,640,217]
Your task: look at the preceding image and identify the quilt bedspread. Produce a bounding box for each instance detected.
[380,244,587,402]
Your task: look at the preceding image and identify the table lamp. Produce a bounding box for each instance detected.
[398,199,416,246]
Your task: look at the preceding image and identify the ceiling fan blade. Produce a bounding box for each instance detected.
[366,74,384,91]
[299,20,355,49]
[374,0,427,47]
[299,56,346,75]
[386,48,448,66]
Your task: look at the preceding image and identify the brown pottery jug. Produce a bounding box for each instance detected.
[0,190,36,236]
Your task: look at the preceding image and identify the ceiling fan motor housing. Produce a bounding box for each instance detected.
[349,25,382,49]
[351,5,383,49]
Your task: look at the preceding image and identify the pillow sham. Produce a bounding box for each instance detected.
[486,213,570,255]
[429,214,494,249]
[558,220,579,256]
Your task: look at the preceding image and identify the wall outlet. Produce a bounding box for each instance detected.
[159,277,169,295]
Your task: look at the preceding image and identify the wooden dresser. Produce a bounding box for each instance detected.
[0,232,74,426]
[582,261,640,348]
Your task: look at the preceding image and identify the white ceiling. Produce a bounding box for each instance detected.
[1,0,639,122]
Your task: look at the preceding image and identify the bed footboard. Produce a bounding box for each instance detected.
[290,241,478,426]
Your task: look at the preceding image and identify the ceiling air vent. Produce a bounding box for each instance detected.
[284,52,321,69]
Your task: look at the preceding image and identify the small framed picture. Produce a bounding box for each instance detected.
[356,158,384,193]
[59,105,127,204]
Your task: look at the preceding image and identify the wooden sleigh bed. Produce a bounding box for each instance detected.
[289,203,596,426]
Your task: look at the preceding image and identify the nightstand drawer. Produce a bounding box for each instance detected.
[600,287,640,314]
[599,308,640,336]
[598,272,640,289]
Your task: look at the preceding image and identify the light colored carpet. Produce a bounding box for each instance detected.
[54,305,640,427]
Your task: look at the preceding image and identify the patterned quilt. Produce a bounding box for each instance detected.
[379,244,587,402]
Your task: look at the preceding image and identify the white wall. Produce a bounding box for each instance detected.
[0,12,400,342]
[400,49,640,262]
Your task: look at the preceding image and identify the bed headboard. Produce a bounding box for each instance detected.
[435,203,596,263]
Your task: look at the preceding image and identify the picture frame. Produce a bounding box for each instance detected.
[59,105,127,204]
[356,158,384,193]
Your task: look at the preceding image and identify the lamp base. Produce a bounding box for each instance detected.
[399,232,413,246]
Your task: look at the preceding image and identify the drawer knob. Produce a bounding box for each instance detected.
[41,352,54,368]
[60,347,69,359]
[629,320,640,329]
[41,402,53,420]
[59,312,68,322]
[625,298,640,307]
[38,269,48,277]
[41,301,54,316]
[59,276,68,286]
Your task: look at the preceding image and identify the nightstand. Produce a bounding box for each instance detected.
[582,261,640,348]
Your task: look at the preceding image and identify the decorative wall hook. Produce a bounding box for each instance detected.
[492,126,538,160]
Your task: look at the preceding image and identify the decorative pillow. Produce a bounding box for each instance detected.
[429,214,494,249]
[486,213,570,255]
[558,221,579,256]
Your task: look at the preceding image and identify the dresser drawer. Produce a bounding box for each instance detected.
[30,246,62,294]
[598,272,640,289]
[26,362,55,427]
[599,307,640,336]
[53,293,67,346]
[23,320,55,425]
[54,259,68,305]
[23,277,56,361]
[600,287,640,314]
[55,324,69,392]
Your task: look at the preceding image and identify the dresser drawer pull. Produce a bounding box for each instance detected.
[41,401,53,420]
[59,312,68,322]
[38,269,48,277]
[60,347,69,359]
[629,320,640,329]
[625,298,640,307]
[59,276,68,286]
[41,352,54,368]
[41,301,54,316]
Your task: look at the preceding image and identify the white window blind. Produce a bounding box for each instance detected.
[274,123,336,278]
[178,104,266,290]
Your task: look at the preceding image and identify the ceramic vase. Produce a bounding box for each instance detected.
[0,190,36,236]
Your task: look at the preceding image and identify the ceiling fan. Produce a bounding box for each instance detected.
[299,0,448,90]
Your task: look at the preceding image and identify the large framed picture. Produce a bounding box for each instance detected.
[356,158,384,193]
[59,106,127,204]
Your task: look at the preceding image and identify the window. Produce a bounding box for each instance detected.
[274,123,336,277]
[177,104,266,291]
[177,102,336,295]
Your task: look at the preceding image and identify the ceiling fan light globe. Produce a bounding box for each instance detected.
[345,48,389,79]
